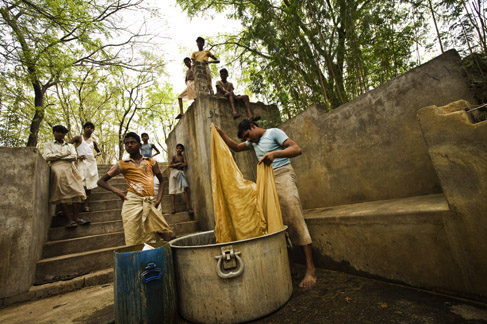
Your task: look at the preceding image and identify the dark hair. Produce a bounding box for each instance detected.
[176,143,185,151]
[237,120,258,139]
[124,132,141,144]
[183,57,191,62]
[83,122,95,129]
[220,68,228,74]
[196,36,205,43]
[52,125,68,134]
[141,132,149,137]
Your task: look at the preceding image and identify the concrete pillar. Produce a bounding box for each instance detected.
[166,95,280,230]
[193,61,210,95]
[417,100,487,298]
[0,148,51,298]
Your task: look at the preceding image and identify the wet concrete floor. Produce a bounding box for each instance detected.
[1,265,487,324]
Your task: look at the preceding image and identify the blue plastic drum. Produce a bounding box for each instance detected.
[114,242,176,324]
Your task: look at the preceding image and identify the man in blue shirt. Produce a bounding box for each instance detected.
[214,120,316,288]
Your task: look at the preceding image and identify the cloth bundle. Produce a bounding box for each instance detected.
[210,124,283,243]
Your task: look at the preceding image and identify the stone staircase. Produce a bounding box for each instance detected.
[33,164,199,286]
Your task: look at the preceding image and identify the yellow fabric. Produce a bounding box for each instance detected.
[191,50,213,62]
[256,163,284,234]
[211,124,283,243]
[121,191,173,245]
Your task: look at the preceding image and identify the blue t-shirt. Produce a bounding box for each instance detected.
[246,128,290,169]
[141,144,152,158]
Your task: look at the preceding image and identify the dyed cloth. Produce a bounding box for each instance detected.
[107,158,156,197]
[77,155,98,190]
[43,141,86,204]
[210,125,283,243]
[121,191,173,245]
[169,169,188,195]
[178,80,196,100]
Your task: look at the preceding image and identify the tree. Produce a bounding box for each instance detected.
[0,0,144,146]
[177,0,424,117]
[176,0,484,118]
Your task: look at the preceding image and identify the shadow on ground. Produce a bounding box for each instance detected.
[177,265,487,324]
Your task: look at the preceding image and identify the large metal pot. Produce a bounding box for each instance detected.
[169,227,292,324]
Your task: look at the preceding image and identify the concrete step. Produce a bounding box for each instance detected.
[92,184,126,194]
[160,201,188,213]
[172,220,199,236]
[42,232,125,259]
[51,209,121,227]
[0,268,114,307]
[48,220,123,241]
[37,221,197,285]
[35,245,125,284]
[89,199,123,211]
[89,191,119,201]
[164,211,193,224]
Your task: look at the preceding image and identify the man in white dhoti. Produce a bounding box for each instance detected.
[43,125,90,228]
[69,122,101,212]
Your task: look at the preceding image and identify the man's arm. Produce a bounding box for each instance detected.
[153,163,164,207]
[259,138,302,165]
[213,125,249,152]
[62,144,79,161]
[68,135,81,146]
[151,144,160,157]
[42,143,67,161]
[93,141,102,157]
[97,164,127,201]
[216,82,231,96]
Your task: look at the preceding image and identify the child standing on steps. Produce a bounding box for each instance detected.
[140,133,160,158]
[169,144,194,215]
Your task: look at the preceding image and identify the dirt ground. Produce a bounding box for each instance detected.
[1,266,487,324]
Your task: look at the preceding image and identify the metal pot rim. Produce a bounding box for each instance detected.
[169,226,288,249]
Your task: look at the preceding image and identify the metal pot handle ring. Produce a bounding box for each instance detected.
[215,252,244,279]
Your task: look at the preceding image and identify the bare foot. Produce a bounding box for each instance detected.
[298,269,317,288]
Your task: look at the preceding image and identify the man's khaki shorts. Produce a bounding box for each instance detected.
[273,164,312,246]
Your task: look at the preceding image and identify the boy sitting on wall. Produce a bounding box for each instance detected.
[216,68,260,121]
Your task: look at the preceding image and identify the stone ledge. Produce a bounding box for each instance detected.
[304,193,450,222]
[0,268,113,308]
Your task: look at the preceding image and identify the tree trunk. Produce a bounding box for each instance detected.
[26,82,45,147]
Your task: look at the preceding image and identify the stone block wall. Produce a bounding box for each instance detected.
[0,148,51,298]
[280,50,477,209]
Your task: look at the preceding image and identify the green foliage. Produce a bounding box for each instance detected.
[176,0,487,119]
[0,0,145,146]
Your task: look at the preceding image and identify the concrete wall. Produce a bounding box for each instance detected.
[280,50,477,209]
[0,148,51,298]
[166,95,280,230]
[418,100,487,299]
